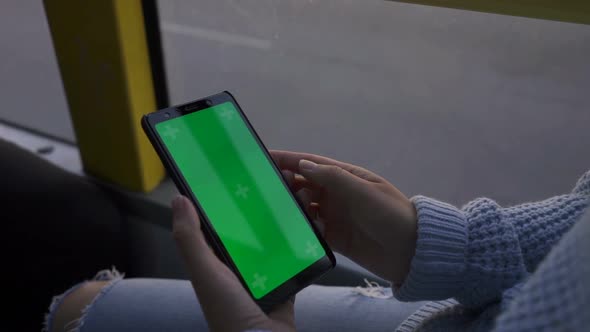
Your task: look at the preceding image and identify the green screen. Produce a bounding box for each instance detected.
[156,102,324,299]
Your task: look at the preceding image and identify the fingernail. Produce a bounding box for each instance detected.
[299,159,317,171]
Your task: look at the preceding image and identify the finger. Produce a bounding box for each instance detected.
[293,174,319,193]
[171,195,212,260]
[295,188,312,208]
[281,170,295,189]
[298,159,369,192]
[171,196,264,329]
[297,188,321,218]
[309,203,320,220]
[172,195,246,289]
[282,170,317,194]
[295,189,324,239]
[271,150,357,172]
[302,188,321,217]
[270,150,383,183]
[295,175,323,202]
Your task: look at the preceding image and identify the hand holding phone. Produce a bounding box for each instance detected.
[142,91,335,311]
[171,195,295,332]
[270,151,418,286]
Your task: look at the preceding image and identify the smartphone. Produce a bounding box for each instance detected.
[142,91,335,310]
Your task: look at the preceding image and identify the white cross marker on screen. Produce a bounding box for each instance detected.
[235,184,250,199]
[162,125,180,140]
[252,273,267,290]
[220,107,234,120]
[305,241,320,257]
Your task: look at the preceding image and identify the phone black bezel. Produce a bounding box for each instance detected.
[141,91,336,311]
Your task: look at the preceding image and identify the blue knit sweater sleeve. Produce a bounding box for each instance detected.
[493,206,590,331]
[394,171,590,307]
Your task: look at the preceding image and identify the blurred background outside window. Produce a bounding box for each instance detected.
[1,0,589,205]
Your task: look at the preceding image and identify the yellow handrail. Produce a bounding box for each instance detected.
[44,0,165,192]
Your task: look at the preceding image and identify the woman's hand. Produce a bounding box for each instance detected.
[171,195,295,332]
[271,150,418,286]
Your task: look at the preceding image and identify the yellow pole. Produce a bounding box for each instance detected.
[44,0,165,192]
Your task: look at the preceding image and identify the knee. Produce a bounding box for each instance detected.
[49,281,109,332]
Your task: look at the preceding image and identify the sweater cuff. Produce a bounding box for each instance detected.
[394,196,468,301]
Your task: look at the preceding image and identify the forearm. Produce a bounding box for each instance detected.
[394,196,528,307]
[394,171,589,307]
[492,208,590,332]
[507,193,589,271]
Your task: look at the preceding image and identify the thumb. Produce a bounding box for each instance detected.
[171,195,209,254]
[171,195,266,331]
[298,159,364,191]
[171,195,223,278]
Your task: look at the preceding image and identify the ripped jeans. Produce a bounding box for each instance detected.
[44,270,425,332]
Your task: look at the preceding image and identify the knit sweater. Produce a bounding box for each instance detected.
[394,170,590,331]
